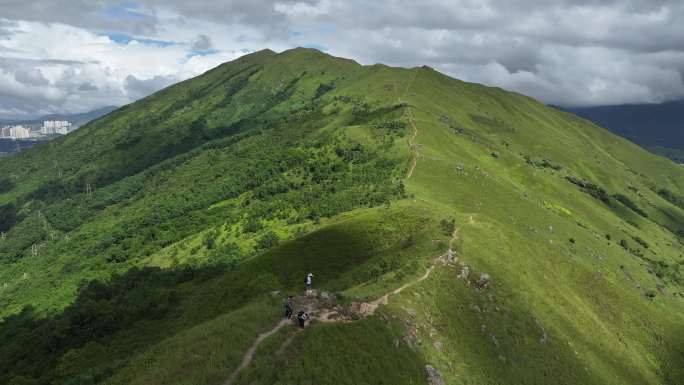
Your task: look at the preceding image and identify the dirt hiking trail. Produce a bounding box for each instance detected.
[223,318,291,385]
[402,72,420,180]
[224,72,444,384]
[223,227,460,385]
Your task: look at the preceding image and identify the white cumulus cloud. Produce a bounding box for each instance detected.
[0,0,683,118]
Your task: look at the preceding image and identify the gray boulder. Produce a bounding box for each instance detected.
[478,273,491,290]
[425,365,446,385]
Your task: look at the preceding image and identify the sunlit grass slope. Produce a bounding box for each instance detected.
[1,48,683,385]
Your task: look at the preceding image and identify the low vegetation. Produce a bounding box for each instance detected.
[0,48,683,384]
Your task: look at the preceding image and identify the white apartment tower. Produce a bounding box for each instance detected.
[42,120,72,135]
[0,125,31,139]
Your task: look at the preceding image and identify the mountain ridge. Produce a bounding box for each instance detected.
[0,48,683,385]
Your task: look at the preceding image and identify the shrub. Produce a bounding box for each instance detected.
[243,217,262,233]
[440,218,456,237]
[526,156,562,170]
[375,120,407,131]
[619,239,629,250]
[0,202,19,232]
[632,236,649,249]
[0,176,15,193]
[613,194,649,218]
[204,230,217,250]
[565,177,611,205]
[657,188,684,209]
[256,231,280,250]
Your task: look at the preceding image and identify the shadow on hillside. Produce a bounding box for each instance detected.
[656,324,684,384]
[0,225,395,385]
[0,264,229,385]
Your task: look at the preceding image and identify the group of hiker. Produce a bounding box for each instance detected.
[284,272,314,328]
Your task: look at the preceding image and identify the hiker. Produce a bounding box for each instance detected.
[297,310,308,328]
[285,296,294,319]
[306,272,314,291]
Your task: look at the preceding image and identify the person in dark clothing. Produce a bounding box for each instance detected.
[285,296,294,319]
[297,310,308,328]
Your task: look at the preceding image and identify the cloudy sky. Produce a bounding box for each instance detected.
[1,0,683,119]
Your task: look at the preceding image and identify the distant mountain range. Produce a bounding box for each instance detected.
[0,105,118,128]
[566,100,684,162]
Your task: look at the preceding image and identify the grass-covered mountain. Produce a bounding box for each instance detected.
[1,48,683,385]
[567,100,684,163]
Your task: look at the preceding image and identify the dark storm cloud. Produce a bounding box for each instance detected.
[0,0,313,35]
[14,67,49,86]
[0,1,157,35]
[299,0,684,106]
[78,82,98,91]
[124,74,177,99]
[141,0,317,30]
[191,34,213,51]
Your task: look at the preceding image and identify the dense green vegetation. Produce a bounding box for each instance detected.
[0,49,410,316]
[1,48,683,384]
[1,203,438,385]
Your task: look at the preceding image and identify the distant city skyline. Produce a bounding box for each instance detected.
[1,120,74,139]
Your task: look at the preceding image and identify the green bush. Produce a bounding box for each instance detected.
[632,235,649,249]
[619,239,629,249]
[657,188,684,209]
[614,194,649,218]
[440,218,455,237]
[0,176,15,193]
[525,156,562,170]
[0,202,19,232]
[566,177,611,205]
[256,231,280,250]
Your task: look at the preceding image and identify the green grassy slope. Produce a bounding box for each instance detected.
[0,48,410,315]
[1,48,683,385]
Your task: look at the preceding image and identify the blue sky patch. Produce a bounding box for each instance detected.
[99,3,151,21]
[102,32,176,47]
[187,49,219,58]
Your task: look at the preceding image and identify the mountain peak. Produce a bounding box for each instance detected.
[1,49,683,385]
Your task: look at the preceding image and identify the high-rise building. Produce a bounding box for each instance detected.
[0,125,31,139]
[42,120,72,135]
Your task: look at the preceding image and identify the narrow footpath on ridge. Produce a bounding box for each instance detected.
[223,318,291,385]
[223,227,460,385]
[223,70,439,385]
[403,71,420,180]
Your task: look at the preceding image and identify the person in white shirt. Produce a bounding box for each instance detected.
[306,272,314,291]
